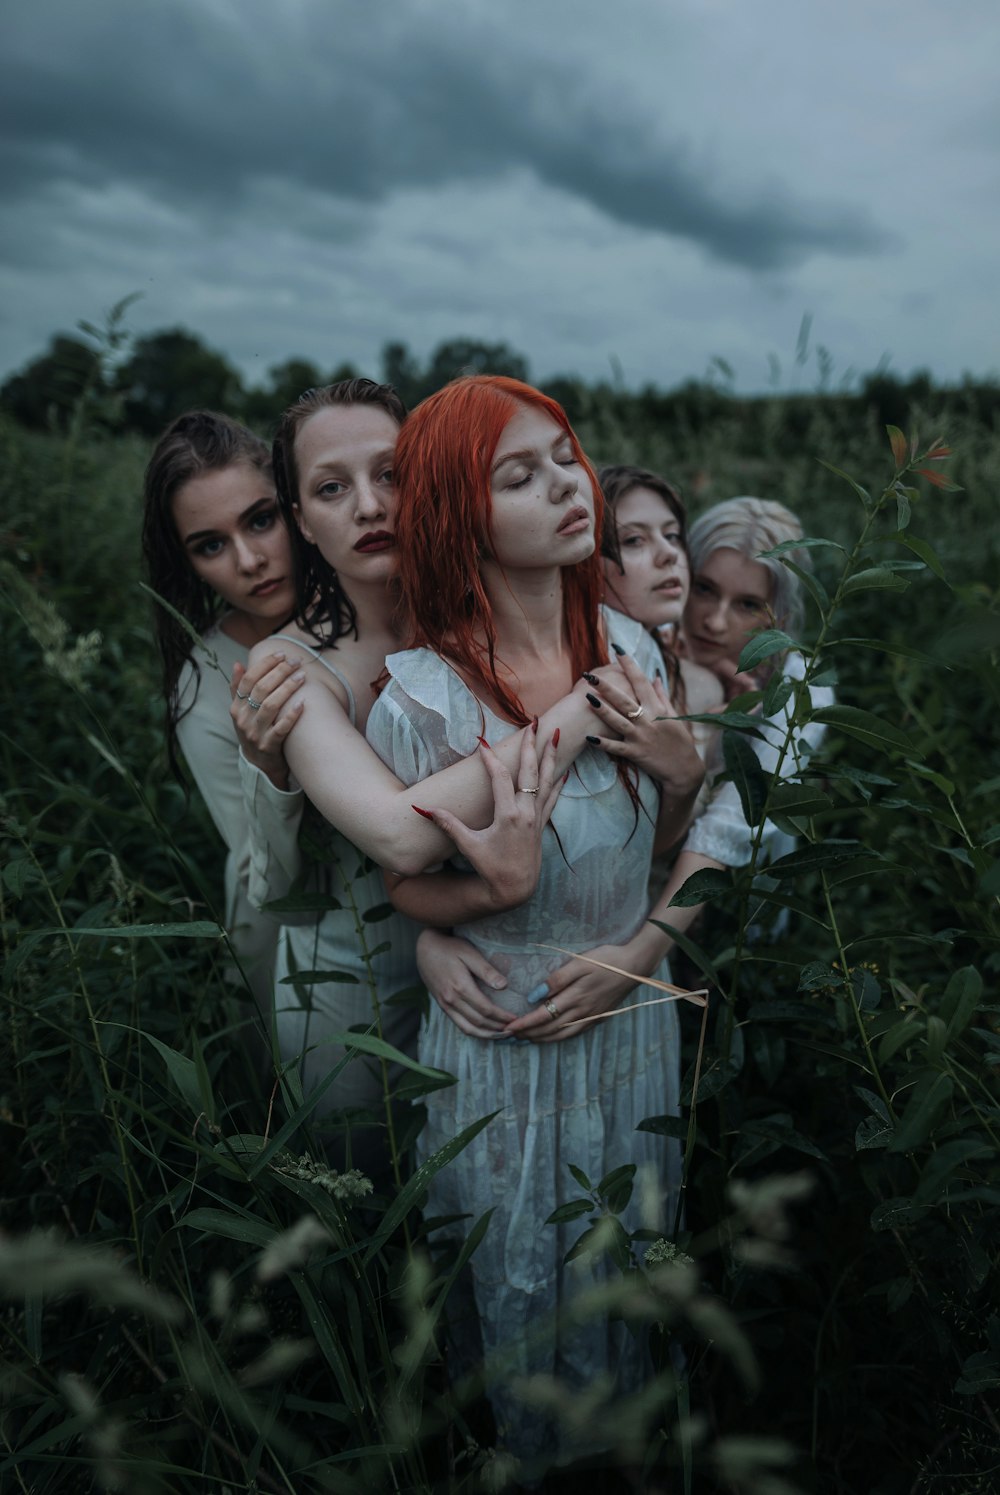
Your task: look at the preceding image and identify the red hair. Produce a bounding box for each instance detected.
[393,376,609,724]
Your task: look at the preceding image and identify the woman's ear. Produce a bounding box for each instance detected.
[293,502,314,545]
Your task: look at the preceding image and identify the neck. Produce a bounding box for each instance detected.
[347,575,401,643]
[478,561,568,662]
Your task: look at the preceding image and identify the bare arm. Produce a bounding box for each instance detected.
[242,643,594,878]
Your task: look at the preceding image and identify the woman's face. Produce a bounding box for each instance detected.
[172,461,296,636]
[293,402,400,587]
[486,403,595,572]
[683,546,774,669]
[603,486,688,628]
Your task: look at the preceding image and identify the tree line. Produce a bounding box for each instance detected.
[3,321,999,447]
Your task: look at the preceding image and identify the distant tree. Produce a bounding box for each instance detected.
[421,338,530,398]
[0,335,105,430]
[116,329,244,436]
[381,341,422,409]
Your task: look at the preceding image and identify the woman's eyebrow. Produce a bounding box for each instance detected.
[492,436,572,475]
[183,497,272,545]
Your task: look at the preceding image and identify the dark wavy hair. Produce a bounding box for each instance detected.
[271,378,407,649]
[141,409,277,764]
[598,463,688,707]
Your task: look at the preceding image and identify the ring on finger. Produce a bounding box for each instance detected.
[235,687,249,700]
[626,704,645,722]
[545,998,560,1019]
[247,696,263,711]
[517,786,540,796]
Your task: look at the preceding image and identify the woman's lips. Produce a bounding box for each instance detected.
[250,577,285,597]
[556,506,590,536]
[354,531,395,553]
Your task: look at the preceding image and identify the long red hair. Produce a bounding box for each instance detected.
[392,376,609,724]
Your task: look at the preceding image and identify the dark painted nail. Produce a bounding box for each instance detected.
[586,735,601,745]
[582,672,599,686]
[586,693,602,709]
[612,642,626,656]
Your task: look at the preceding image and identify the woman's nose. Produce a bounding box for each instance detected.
[355,478,386,519]
[235,536,265,571]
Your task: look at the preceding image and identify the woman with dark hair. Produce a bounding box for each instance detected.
[362,376,698,1468]
[142,410,306,1010]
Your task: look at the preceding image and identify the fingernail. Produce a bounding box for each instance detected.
[477,735,490,749]
[612,642,625,656]
[655,668,663,681]
[526,983,549,1004]
[531,715,539,733]
[586,734,601,745]
[292,671,306,682]
[552,728,560,748]
[490,976,507,990]
[562,770,570,782]
[492,1034,516,1043]
[411,804,435,820]
[586,693,602,708]
[582,672,599,686]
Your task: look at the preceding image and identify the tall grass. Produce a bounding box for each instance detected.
[1,366,998,1491]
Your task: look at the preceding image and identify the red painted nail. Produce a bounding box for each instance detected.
[477,735,491,749]
[552,728,561,748]
[563,770,570,783]
[531,715,539,733]
[411,804,435,820]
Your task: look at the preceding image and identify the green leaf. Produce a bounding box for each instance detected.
[841,566,910,597]
[362,902,394,923]
[766,840,864,879]
[761,671,794,716]
[72,921,223,939]
[870,1197,928,1231]
[939,966,982,1043]
[279,969,359,985]
[758,535,847,557]
[781,556,829,612]
[723,729,768,827]
[888,1072,954,1153]
[568,1163,593,1192]
[888,531,949,581]
[767,783,833,818]
[668,867,732,907]
[636,1114,688,1139]
[181,1208,277,1248]
[363,1111,500,1265]
[913,1140,993,1206]
[597,1163,636,1213]
[545,1199,594,1225]
[955,1352,1000,1395]
[142,1033,205,1118]
[856,1115,894,1151]
[736,629,797,673]
[827,636,945,668]
[811,705,914,755]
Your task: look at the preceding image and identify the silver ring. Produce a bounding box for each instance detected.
[626,704,645,722]
[544,998,560,1019]
[235,687,249,700]
[247,696,262,711]
[518,787,539,796]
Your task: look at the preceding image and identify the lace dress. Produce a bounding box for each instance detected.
[366,609,681,1464]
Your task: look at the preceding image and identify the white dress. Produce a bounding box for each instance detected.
[175,622,303,1012]
[240,635,421,1115]
[366,609,681,1464]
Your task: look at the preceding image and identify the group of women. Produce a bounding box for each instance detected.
[142,374,827,1474]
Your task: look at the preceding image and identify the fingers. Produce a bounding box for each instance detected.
[478,740,518,817]
[454,943,509,993]
[515,720,541,796]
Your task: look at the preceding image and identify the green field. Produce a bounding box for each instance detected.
[2,366,998,1493]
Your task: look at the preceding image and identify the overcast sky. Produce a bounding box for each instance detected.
[2,0,997,393]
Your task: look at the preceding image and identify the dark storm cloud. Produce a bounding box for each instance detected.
[1,0,890,272]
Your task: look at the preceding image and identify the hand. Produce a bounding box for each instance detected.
[416,929,511,1038]
[412,726,563,913]
[713,656,765,704]
[583,652,705,803]
[502,934,661,1045]
[230,653,306,790]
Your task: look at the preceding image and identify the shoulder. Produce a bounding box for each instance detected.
[248,629,352,713]
[680,657,724,713]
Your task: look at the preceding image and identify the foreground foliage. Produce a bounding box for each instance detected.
[1,367,998,1491]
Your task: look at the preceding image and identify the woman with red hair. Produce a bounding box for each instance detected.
[366,376,692,1470]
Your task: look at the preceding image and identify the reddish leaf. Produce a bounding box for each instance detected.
[887,425,908,468]
[917,468,961,490]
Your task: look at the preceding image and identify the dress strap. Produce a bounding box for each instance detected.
[268,633,357,726]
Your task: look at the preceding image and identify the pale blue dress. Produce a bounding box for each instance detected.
[366,609,681,1464]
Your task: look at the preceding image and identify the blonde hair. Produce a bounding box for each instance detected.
[687,496,810,635]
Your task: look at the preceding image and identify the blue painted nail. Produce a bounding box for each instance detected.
[612,642,626,656]
[526,983,549,1004]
